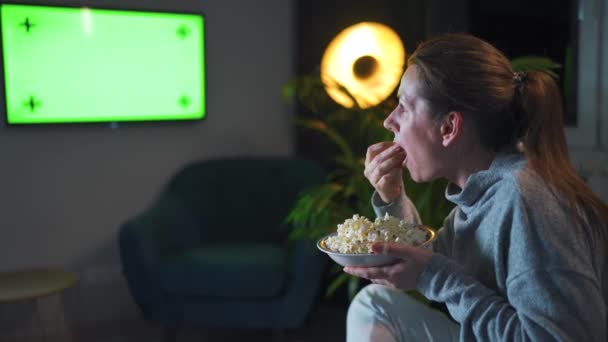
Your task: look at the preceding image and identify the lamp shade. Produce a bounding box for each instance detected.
[320,22,405,109]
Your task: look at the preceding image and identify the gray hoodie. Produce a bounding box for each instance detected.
[372,153,607,341]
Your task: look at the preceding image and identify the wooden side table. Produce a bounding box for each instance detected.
[0,268,80,341]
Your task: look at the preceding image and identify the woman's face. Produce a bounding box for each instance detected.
[384,65,445,182]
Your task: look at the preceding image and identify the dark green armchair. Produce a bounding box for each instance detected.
[118,157,326,337]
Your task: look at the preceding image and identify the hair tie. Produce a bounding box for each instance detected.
[513,71,528,85]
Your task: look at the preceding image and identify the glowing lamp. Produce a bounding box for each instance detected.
[320,22,405,109]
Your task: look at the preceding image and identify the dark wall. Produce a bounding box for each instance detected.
[468,0,578,125]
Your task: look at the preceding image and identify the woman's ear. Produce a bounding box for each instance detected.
[440,111,463,147]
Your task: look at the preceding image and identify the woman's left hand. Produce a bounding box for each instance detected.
[343,242,434,291]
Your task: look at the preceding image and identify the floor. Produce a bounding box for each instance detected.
[73,303,347,342]
[1,303,346,342]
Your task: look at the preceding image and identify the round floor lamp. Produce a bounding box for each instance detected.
[320,22,405,109]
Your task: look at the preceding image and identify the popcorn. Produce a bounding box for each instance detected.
[325,213,428,254]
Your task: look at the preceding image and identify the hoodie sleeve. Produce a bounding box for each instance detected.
[371,190,421,224]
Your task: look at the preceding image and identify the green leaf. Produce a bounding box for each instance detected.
[511,55,561,79]
[281,78,297,101]
[294,117,354,161]
[326,273,351,297]
[285,183,346,241]
[347,276,361,300]
[322,75,362,109]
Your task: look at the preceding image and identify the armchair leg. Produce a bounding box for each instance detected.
[163,323,180,342]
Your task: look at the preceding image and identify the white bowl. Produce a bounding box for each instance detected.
[316,226,436,267]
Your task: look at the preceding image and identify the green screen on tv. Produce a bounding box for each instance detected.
[0,4,205,124]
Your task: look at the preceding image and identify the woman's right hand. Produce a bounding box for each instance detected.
[364,141,406,203]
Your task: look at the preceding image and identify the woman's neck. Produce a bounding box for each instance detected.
[448,147,495,189]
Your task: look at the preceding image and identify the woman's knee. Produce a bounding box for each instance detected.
[349,284,401,319]
[347,285,458,342]
[348,284,428,322]
[346,285,397,341]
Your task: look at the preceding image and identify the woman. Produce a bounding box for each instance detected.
[344,33,608,341]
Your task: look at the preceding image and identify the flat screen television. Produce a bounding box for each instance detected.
[0,3,205,124]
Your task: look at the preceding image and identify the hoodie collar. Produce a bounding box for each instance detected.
[445,152,525,212]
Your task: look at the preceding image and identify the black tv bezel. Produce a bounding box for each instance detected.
[0,1,208,127]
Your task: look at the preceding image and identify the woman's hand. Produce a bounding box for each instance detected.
[364,142,406,203]
[343,241,433,291]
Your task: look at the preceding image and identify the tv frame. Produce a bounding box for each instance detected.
[0,2,207,126]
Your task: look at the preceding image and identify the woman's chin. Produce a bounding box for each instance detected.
[410,172,436,183]
[409,174,423,183]
[405,165,427,183]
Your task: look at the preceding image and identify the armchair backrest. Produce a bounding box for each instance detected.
[162,157,325,243]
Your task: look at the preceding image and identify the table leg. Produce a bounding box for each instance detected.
[35,292,77,342]
[34,298,47,342]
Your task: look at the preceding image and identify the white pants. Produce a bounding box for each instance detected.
[347,284,460,342]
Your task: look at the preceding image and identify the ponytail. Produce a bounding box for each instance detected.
[518,71,608,234]
[409,33,608,236]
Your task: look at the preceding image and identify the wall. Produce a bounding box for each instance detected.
[566,0,608,201]
[0,0,296,322]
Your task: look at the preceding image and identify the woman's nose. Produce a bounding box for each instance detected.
[384,111,396,132]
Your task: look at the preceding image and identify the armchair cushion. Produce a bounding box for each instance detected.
[160,242,287,298]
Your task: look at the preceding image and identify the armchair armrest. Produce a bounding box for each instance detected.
[118,195,199,318]
[280,238,326,327]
